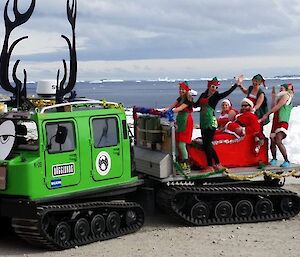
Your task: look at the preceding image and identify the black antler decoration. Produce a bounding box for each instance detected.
[0,0,36,109]
[56,0,77,104]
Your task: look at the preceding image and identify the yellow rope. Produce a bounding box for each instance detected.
[223,168,300,181]
[29,99,56,107]
[100,99,124,110]
[264,169,299,179]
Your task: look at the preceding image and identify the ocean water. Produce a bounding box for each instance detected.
[75,79,300,110]
[1,78,300,124]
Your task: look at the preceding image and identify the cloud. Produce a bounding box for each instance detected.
[1,0,300,80]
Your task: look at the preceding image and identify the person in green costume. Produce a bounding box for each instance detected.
[194,76,242,173]
[260,83,294,168]
[238,74,269,125]
[166,81,194,172]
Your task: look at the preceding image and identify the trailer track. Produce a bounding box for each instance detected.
[156,184,300,226]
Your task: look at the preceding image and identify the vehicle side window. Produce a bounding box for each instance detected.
[92,118,119,148]
[46,122,75,153]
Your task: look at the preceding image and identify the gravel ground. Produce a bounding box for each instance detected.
[0,184,299,257]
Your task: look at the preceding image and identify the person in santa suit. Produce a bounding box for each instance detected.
[166,81,194,172]
[217,99,238,131]
[224,98,262,139]
[260,83,294,168]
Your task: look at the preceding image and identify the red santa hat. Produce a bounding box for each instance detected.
[222,99,232,107]
[241,98,254,108]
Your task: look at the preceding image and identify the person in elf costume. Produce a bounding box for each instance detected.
[194,76,241,173]
[166,81,194,172]
[260,83,294,168]
[238,74,269,125]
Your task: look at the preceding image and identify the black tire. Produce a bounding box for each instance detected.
[190,201,210,220]
[215,201,233,219]
[255,198,273,216]
[235,200,253,218]
[91,214,106,236]
[106,211,121,232]
[54,222,71,244]
[74,218,90,240]
[280,197,295,213]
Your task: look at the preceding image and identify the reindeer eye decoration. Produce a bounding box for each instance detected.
[0,120,15,160]
[0,135,9,144]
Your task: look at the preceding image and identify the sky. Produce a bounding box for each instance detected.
[1,0,300,81]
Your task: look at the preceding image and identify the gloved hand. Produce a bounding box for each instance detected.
[162,109,175,122]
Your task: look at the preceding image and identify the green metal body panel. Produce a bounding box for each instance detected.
[0,106,137,201]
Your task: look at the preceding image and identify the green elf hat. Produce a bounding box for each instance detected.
[252,74,266,87]
[208,76,220,87]
[281,83,294,93]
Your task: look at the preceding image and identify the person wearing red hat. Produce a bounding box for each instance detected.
[260,83,294,168]
[238,74,269,125]
[166,81,194,172]
[224,98,262,138]
[194,76,242,173]
[217,98,238,130]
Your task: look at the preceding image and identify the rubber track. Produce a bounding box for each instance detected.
[157,185,300,226]
[11,201,144,250]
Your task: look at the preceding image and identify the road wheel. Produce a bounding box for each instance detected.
[74,218,90,240]
[91,214,106,236]
[215,201,233,219]
[190,201,210,220]
[235,200,253,218]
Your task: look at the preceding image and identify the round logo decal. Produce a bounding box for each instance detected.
[95,151,111,176]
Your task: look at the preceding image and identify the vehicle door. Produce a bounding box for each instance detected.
[43,120,81,189]
[90,116,123,181]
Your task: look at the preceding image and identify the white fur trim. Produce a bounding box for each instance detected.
[224,121,241,139]
[219,113,229,119]
[224,121,231,130]
[222,99,231,106]
[270,128,288,138]
[235,113,242,119]
[223,128,241,139]
[241,98,254,108]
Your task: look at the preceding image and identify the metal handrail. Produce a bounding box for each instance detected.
[39,100,121,113]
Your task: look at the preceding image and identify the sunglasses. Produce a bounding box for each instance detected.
[210,85,219,90]
[241,104,251,107]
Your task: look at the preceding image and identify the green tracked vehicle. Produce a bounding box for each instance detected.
[1,0,300,251]
[0,101,144,249]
